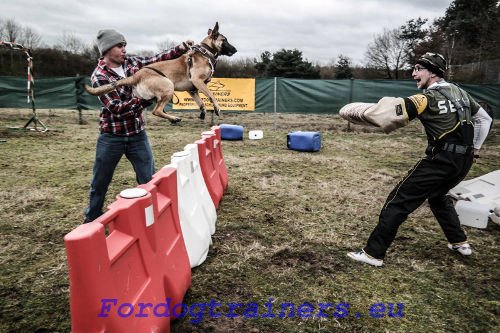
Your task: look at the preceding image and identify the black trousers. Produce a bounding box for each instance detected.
[364,148,474,259]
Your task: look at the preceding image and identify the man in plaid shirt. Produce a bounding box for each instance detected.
[84,29,193,223]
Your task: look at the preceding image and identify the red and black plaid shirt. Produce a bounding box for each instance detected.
[91,46,185,136]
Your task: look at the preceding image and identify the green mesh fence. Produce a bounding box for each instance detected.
[0,76,498,117]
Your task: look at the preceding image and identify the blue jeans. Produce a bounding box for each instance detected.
[84,131,155,222]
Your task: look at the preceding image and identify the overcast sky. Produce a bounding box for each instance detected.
[3,0,453,65]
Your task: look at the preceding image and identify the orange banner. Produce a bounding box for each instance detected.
[173,78,255,111]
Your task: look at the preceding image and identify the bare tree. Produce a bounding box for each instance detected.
[365,28,409,79]
[82,43,100,61]
[215,57,258,78]
[0,18,4,40]
[21,26,42,49]
[3,18,22,42]
[134,50,155,57]
[319,62,336,79]
[56,32,87,54]
[0,18,43,48]
[157,39,178,51]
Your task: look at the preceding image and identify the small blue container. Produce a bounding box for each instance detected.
[220,124,244,140]
[287,131,321,152]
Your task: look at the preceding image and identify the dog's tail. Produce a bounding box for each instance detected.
[84,76,136,96]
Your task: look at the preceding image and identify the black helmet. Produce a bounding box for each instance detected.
[416,52,447,77]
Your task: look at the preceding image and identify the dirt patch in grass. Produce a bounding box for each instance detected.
[1,108,499,333]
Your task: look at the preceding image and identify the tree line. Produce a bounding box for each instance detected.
[1,0,498,83]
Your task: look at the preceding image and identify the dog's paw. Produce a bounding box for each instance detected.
[199,111,206,120]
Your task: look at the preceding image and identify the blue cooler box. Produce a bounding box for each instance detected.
[220,124,244,140]
[287,131,321,152]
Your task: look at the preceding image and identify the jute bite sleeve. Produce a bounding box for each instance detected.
[339,97,409,133]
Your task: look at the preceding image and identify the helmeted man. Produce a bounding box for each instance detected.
[340,52,492,266]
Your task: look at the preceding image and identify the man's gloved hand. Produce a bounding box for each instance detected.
[180,40,194,52]
[134,97,153,108]
[473,148,480,163]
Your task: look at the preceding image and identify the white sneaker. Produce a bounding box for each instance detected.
[448,243,472,256]
[347,250,383,267]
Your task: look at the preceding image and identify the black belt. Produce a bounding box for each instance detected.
[431,142,472,154]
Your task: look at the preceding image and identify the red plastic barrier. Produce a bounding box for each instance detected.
[138,166,191,306]
[196,135,224,208]
[209,126,229,191]
[64,167,190,333]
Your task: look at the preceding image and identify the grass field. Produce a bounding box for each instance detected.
[0,108,499,333]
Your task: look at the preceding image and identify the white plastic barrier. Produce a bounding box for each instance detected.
[449,170,500,210]
[455,200,490,229]
[184,143,217,235]
[169,149,213,268]
[450,170,500,228]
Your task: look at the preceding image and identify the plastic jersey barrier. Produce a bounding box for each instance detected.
[201,130,227,196]
[196,135,224,208]
[184,143,217,235]
[64,167,190,333]
[209,126,229,191]
[169,150,212,267]
[137,166,191,307]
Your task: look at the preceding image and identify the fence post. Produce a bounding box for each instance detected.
[273,77,277,130]
[75,75,85,125]
[349,78,354,103]
[347,78,354,131]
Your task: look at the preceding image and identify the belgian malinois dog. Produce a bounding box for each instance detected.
[84,22,237,123]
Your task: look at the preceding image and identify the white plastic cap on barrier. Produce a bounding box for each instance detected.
[202,131,219,149]
[172,150,190,158]
[119,188,148,199]
[119,188,154,227]
[249,130,263,140]
[455,200,490,229]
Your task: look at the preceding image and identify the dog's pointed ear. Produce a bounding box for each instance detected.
[208,22,219,38]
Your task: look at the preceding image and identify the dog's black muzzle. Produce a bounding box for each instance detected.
[221,41,237,57]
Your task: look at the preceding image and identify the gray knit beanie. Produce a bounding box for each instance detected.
[96,29,126,55]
